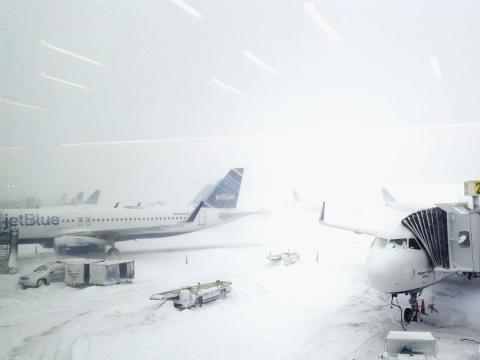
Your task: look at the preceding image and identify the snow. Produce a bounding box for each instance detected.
[1,209,480,360]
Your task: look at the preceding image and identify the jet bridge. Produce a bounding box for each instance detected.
[402,199,480,274]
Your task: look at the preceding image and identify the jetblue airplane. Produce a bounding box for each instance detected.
[1,168,255,255]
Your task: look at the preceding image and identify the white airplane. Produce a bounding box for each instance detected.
[318,199,453,325]
[1,168,255,256]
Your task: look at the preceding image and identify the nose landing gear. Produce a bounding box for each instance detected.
[107,246,120,256]
[391,291,428,330]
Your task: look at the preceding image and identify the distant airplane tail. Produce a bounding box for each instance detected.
[204,168,244,208]
[84,190,100,205]
[57,193,68,205]
[292,190,301,203]
[71,192,84,205]
[381,187,395,205]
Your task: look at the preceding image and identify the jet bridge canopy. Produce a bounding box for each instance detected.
[402,203,480,273]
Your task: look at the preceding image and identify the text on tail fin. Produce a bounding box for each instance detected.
[205,168,244,209]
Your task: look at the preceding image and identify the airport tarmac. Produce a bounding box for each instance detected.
[1,209,480,360]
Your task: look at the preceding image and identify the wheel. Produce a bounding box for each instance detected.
[404,308,413,323]
[220,289,226,298]
[107,247,120,256]
[37,279,47,287]
[195,297,203,308]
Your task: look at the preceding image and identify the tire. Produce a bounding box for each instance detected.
[107,247,120,256]
[404,308,413,323]
[37,279,47,287]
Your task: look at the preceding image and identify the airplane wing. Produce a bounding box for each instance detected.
[318,202,378,237]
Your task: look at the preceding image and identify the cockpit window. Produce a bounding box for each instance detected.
[34,265,47,272]
[408,238,422,250]
[372,237,388,248]
[387,238,408,248]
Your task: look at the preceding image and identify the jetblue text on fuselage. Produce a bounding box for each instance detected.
[215,193,235,201]
[2,213,60,230]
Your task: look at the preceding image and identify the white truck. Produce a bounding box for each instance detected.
[150,280,232,309]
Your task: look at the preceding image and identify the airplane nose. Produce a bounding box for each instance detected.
[366,248,410,294]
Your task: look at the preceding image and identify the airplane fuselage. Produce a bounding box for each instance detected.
[0,206,233,245]
[366,236,435,294]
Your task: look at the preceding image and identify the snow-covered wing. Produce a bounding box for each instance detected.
[319,202,378,237]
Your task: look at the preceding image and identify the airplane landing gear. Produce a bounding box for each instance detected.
[404,291,422,324]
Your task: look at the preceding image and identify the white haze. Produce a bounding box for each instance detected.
[1,0,480,207]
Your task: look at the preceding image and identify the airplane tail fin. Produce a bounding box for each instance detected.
[186,201,205,222]
[204,168,244,208]
[71,192,84,205]
[381,187,395,205]
[57,193,68,205]
[292,190,301,203]
[319,202,325,222]
[84,190,100,205]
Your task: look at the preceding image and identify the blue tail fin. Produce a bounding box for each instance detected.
[204,168,244,208]
[84,190,100,205]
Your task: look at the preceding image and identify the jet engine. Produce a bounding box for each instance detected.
[54,235,106,255]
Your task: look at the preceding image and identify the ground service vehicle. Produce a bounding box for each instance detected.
[18,261,65,288]
[150,280,232,309]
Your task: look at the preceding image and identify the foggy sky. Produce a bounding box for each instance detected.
[1,0,480,205]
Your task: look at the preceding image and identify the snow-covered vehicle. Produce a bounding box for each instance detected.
[18,261,65,288]
[267,251,300,266]
[150,280,232,309]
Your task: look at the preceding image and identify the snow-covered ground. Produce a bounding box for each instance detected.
[1,209,480,360]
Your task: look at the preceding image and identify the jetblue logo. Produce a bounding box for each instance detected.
[215,193,235,202]
[2,213,60,230]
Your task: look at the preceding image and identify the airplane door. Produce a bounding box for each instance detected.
[449,213,474,271]
[198,210,207,226]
